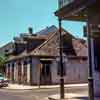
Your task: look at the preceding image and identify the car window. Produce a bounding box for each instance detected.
[0,74,3,77]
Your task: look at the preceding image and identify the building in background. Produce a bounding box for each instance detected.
[1,25,88,85]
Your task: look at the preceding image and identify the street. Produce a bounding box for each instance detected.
[0,85,88,100]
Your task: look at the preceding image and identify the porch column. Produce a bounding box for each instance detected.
[9,62,12,82]
[16,61,19,83]
[10,62,13,82]
[27,63,30,84]
[21,61,24,84]
[91,26,100,97]
[14,62,16,82]
[91,38,100,96]
[27,57,32,85]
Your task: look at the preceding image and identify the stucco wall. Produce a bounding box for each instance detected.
[90,38,100,96]
[51,58,88,84]
[32,57,40,85]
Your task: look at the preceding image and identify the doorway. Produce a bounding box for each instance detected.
[40,61,52,85]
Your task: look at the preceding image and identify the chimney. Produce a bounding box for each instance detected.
[28,27,33,34]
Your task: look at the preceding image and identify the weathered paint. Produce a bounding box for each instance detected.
[51,58,88,84]
[27,63,30,83]
[91,38,100,97]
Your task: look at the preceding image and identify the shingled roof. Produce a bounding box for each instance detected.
[6,25,87,61]
[36,25,58,35]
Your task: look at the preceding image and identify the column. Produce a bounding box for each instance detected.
[10,62,13,82]
[59,18,65,99]
[16,61,18,83]
[92,38,100,97]
[21,61,24,84]
[14,62,16,82]
[9,63,12,82]
[27,57,32,85]
[27,63,30,84]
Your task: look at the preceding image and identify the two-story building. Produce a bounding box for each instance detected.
[55,0,100,97]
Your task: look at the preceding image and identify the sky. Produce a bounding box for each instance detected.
[0,0,85,47]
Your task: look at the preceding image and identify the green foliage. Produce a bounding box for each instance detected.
[0,54,7,68]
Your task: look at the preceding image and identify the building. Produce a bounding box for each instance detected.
[4,25,88,85]
[0,42,13,56]
[55,0,100,98]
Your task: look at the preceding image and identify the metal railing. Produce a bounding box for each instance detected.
[58,0,74,8]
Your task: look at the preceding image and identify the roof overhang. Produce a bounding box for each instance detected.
[55,0,100,22]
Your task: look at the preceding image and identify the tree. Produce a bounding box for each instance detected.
[0,54,7,73]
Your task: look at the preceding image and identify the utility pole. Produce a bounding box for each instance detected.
[58,18,65,99]
[87,15,94,100]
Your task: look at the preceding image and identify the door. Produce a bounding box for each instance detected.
[23,65,27,84]
[40,61,51,85]
[18,62,22,84]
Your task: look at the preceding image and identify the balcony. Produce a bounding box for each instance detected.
[56,0,98,21]
[58,0,74,9]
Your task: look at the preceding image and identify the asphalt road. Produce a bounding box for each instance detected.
[0,85,88,100]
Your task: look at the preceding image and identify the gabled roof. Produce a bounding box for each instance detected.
[0,42,14,55]
[30,27,87,58]
[6,25,87,61]
[36,25,58,35]
[72,39,88,57]
[30,27,76,57]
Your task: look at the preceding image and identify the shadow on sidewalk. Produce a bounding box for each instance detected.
[72,96,88,100]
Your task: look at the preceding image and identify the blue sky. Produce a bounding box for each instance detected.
[0,0,85,47]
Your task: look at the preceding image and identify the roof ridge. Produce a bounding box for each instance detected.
[31,31,58,53]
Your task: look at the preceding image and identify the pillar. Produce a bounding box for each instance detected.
[27,62,31,84]
[14,62,16,82]
[87,20,94,100]
[21,61,24,84]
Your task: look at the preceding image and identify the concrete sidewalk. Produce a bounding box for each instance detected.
[3,83,88,90]
[48,93,88,100]
[48,93,100,100]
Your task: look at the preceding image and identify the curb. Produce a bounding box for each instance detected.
[2,83,88,90]
[48,93,88,100]
[2,87,35,90]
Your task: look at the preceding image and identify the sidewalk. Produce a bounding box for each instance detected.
[48,94,100,100]
[48,93,88,100]
[3,83,88,90]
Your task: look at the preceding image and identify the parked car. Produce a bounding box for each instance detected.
[0,73,8,87]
